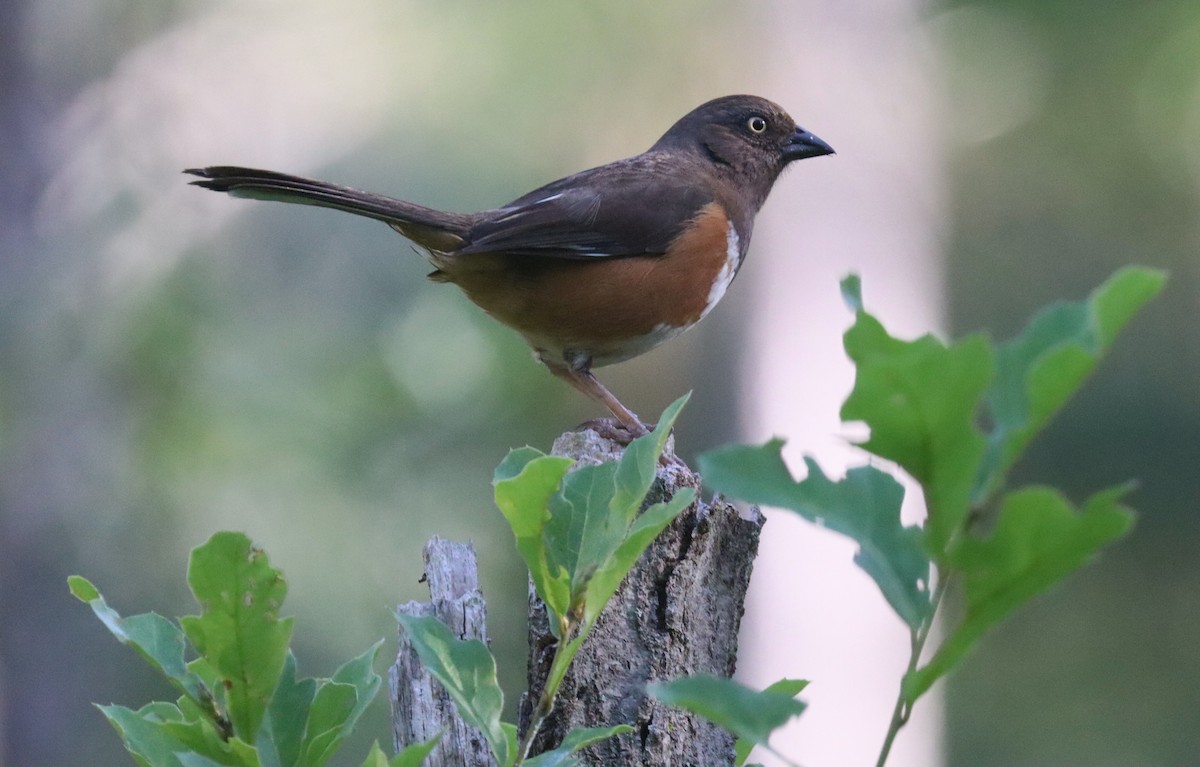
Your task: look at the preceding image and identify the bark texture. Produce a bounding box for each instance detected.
[391,537,495,767]
[390,429,764,767]
[518,429,765,767]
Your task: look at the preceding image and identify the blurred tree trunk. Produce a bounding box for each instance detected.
[0,1,56,763]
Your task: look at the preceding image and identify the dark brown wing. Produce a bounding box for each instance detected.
[456,153,714,259]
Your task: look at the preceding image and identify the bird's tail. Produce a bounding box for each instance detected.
[185,166,470,252]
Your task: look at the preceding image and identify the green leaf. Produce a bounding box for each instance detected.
[180,532,293,744]
[297,682,358,767]
[610,394,689,515]
[904,484,1135,701]
[840,273,863,312]
[545,461,629,607]
[177,755,233,767]
[161,716,260,767]
[99,703,188,767]
[544,395,690,614]
[296,641,383,767]
[699,441,931,630]
[390,733,443,767]
[648,674,806,752]
[358,735,442,767]
[842,312,993,558]
[733,679,808,767]
[522,724,634,767]
[976,266,1167,500]
[100,701,260,767]
[360,742,390,767]
[395,613,515,767]
[328,641,385,742]
[494,448,575,626]
[257,653,315,767]
[360,741,390,767]
[583,487,694,624]
[159,695,260,767]
[70,575,208,702]
[68,574,100,601]
[494,396,689,630]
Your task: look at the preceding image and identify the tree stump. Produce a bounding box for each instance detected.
[391,429,764,767]
[392,537,495,767]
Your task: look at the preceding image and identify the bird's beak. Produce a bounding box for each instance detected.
[784,127,835,161]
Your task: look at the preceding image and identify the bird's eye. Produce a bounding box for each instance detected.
[747,115,768,134]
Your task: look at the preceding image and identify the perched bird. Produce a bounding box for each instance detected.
[187,95,832,437]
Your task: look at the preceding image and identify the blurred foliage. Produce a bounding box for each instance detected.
[937,1,1200,764]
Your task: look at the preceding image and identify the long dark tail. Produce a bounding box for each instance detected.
[185,166,471,251]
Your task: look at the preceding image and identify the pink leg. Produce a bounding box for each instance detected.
[543,360,649,438]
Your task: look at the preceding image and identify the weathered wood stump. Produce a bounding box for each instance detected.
[392,429,764,767]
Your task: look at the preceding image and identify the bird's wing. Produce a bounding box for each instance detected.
[457,157,714,259]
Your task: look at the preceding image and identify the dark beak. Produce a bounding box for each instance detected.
[784,127,835,161]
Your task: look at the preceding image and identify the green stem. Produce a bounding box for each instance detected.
[516,619,578,764]
[874,573,950,767]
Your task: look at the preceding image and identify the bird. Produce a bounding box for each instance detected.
[186,95,833,438]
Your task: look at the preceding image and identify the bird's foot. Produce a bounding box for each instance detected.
[574,418,685,469]
[576,418,648,445]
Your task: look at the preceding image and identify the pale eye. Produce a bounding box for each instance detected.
[747,115,767,134]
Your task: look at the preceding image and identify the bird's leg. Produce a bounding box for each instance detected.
[541,354,649,440]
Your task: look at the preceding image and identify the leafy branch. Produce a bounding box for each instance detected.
[70,532,432,767]
[75,267,1164,767]
[74,397,696,767]
[661,266,1166,766]
[395,395,695,766]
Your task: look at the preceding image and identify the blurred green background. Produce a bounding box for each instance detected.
[1,1,1197,766]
